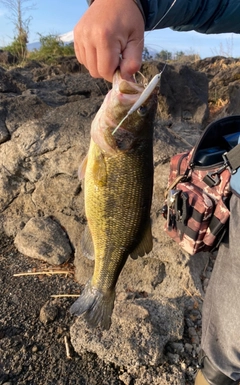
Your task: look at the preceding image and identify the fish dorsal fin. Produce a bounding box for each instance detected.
[78,154,88,180]
[81,225,95,260]
[130,220,153,260]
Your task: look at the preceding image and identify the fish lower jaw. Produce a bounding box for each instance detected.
[103,113,133,136]
[116,91,140,107]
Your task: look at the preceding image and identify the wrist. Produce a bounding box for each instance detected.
[87,0,148,24]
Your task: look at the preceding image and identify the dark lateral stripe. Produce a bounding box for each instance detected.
[176,209,205,241]
[181,226,199,241]
[178,217,227,243]
[208,216,226,236]
[181,206,205,224]
[191,208,204,223]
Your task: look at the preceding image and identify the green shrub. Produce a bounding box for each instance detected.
[28,33,75,62]
[4,33,28,61]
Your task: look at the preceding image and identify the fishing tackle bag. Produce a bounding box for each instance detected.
[163,115,240,255]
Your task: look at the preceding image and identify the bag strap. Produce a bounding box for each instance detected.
[205,143,240,187]
[164,174,189,199]
[223,142,240,173]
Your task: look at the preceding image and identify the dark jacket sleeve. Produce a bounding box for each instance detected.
[87,0,240,34]
[144,0,240,33]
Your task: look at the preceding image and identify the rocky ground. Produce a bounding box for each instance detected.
[0,55,240,384]
[0,230,216,385]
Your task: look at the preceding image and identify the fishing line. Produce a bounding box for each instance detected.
[145,0,178,39]
[135,0,178,49]
[112,0,178,135]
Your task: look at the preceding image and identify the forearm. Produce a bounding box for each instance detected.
[88,0,240,34]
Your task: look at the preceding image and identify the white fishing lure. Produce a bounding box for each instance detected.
[112,64,166,135]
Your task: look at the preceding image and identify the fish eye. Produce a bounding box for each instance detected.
[137,106,148,117]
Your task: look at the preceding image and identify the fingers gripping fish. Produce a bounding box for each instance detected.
[70,70,158,330]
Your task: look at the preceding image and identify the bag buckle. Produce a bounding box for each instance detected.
[203,153,232,187]
[222,152,237,174]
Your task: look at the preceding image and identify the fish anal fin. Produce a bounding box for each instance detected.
[78,154,88,180]
[81,225,95,260]
[130,220,153,260]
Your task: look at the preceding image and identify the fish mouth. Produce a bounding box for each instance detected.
[112,70,144,107]
[90,69,155,154]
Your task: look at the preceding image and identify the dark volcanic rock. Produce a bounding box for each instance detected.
[14,217,73,265]
[226,82,240,115]
[141,61,209,124]
[4,94,51,133]
[0,49,18,65]
[191,56,240,114]
[0,108,10,144]
[55,55,83,73]
[0,66,20,93]
[39,300,59,324]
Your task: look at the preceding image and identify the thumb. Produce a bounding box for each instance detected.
[120,39,144,81]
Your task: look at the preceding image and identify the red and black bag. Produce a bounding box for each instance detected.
[163,115,240,255]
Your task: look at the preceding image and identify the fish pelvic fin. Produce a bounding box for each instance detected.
[130,219,153,260]
[70,280,115,330]
[78,153,88,180]
[81,225,95,260]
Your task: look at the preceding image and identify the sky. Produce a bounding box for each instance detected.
[0,1,240,59]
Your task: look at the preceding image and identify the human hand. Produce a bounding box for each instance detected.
[74,0,145,82]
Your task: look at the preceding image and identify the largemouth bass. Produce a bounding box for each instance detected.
[70,71,158,330]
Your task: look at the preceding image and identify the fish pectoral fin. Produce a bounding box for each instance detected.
[130,220,153,260]
[81,225,95,260]
[92,148,107,186]
[78,154,88,180]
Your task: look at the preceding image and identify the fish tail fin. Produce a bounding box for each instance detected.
[70,280,115,330]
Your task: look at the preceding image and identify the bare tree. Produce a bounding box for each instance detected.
[211,34,234,58]
[0,0,36,57]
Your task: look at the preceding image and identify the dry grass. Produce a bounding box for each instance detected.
[211,58,240,69]
[208,97,229,120]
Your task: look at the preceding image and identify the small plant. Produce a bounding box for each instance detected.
[154,48,200,63]
[155,49,172,61]
[4,33,28,60]
[142,47,153,61]
[0,0,35,61]
[28,33,75,62]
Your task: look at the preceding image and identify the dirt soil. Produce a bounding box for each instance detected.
[0,231,123,385]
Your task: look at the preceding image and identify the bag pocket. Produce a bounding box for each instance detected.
[164,182,215,255]
[202,198,230,248]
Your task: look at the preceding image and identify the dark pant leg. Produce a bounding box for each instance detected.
[201,194,240,381]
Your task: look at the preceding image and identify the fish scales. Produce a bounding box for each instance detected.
[86,141,154,292]
[70,70,158,330]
